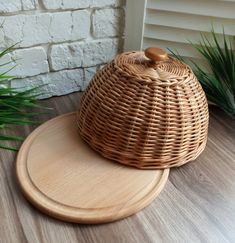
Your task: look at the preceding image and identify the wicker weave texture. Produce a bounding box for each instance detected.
[78,51,209,169]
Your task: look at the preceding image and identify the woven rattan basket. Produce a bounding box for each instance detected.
[77,47,209,169]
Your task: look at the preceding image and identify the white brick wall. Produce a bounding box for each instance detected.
[0,0,37,12]
[92,8,124,38]
[0,0,125,98]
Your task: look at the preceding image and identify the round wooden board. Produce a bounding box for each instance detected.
[16,112,169,224]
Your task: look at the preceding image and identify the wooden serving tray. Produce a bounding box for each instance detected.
[16,113,169,224]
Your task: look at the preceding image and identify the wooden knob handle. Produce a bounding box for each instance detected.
[144,47,168,62]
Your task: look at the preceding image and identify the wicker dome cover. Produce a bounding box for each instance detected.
[77,48,209,169]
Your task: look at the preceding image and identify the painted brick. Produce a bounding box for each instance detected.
[11,47,49,77]
[92,8,124,38]
[83,66,97,90]
[82,39,119,67]
[49,42,83,71]
[0,11,90,48]
[50,38,119,70]
[11,69,84,98]
[0,0,21,12]
[42,0,124,10]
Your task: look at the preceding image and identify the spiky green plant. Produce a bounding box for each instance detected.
[170,29,235,118]
[0,45,43,151]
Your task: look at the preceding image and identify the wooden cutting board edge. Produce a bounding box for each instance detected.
[16,112,170,224]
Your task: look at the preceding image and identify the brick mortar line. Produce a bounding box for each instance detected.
[0,6,124,17]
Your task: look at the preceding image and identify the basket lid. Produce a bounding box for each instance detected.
[114,47,192,86]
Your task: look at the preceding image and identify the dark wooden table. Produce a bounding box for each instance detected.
[1,92,235,243]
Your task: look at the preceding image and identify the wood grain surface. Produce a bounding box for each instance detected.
[16,112,169,223]
[0,92,235,243]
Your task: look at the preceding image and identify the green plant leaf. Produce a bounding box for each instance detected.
[170,27,235,118]
[0,44,49,150]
